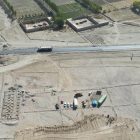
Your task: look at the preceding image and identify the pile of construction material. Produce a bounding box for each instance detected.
[1,90,22,125]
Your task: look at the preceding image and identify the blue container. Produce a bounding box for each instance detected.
[92,100,98,108]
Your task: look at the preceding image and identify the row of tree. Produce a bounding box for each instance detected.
[43,0,59,13]
[133,1,140,9]
[3,0,16,16]
[20,13,46,21]
[43,0,64,29]
[81,0,102,13]
[132,1,140,14]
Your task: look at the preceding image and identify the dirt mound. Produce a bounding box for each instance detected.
[0,55,18,66]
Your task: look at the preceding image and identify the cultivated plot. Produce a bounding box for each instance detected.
[106,8,140,21]
[51,0,76,6]
[90,0,106,5]
[6,0,44,18]
[58,3,92,19]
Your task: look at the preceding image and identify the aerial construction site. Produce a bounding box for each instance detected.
[0,0,140,140]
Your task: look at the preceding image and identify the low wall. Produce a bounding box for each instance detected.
[20,25,49,33]
[20,20,50,33]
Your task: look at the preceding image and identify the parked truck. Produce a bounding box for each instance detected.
[73,98,78,110]
[97,94,107,108]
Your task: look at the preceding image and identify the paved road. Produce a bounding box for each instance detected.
[53,45,140,53]
[0,47,38,55]
[0,44,140,55]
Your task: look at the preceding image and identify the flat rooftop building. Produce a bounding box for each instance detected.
[67,17,109,32]
[20,21,49,33]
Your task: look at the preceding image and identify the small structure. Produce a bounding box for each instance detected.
[74,93,83,98]
[67,102,70,108]
[82,101,86,108]
[60,100,64,104]
[55,103,59,110]
[67,16,109,32]
[96,91,102,95]
[92,99,98,108]
[20,20,49,33]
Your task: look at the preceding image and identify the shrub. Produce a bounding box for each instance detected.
[82,0,102,13]
[54,17,64,29]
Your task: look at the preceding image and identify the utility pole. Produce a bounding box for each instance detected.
[130,53,133,61]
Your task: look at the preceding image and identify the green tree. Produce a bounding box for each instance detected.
[54,17,64,29]
[82,0,102,13]
[132,1,140,13]
[133,1,140,9]
[44,0,59,13]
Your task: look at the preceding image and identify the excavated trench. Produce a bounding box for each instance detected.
[15,114,138,140]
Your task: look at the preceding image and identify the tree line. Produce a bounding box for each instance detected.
[3,0,16,16]
[81,0,102,13]
[132,1,140,14]
[133,1,140,9]
[43,0,59,13]
[43,0,64,29]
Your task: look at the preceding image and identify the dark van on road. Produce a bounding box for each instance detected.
[37,46,53,52]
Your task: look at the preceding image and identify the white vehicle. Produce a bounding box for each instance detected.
[37,46,53,52]
[64,102,67,108]
[67,102,70,108]
[73,98,78,109]
[70,103,73,108]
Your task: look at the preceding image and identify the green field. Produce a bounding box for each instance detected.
[58,3,92,19]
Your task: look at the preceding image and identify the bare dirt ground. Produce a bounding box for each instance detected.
[0,7,11,31]
[0,2,140,139]
[27,26,88,43]
[79,8,140,45]
[15,114,139,140]
[80,22,140,45]
[105,8,140,21]
[0,7,91,48]
[0,55,18,66]
[0,51,140,139]
[0,20,91,49]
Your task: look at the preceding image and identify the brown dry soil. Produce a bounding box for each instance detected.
[15,114,140,140]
